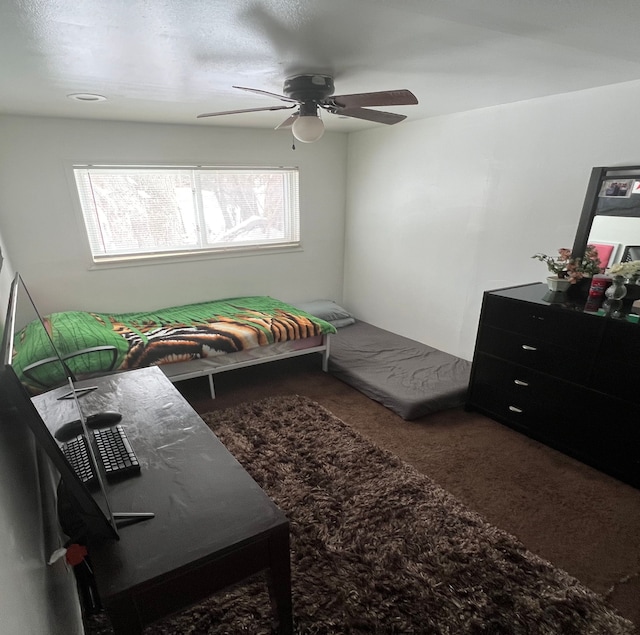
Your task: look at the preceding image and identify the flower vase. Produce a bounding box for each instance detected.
[605,275,628,301]
[546,276,571,292]
[566,277,592,300]
[603,299,627,319]
[624,275,640,302]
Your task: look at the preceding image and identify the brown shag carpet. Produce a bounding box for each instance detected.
[87,395,635,635]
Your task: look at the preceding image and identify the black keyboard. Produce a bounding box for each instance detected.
[63,435,96,485]
[62,425,140,486]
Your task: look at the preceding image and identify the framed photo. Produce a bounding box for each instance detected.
[599,179,633,198]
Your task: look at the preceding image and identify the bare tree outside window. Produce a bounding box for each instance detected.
[74,166,300,263]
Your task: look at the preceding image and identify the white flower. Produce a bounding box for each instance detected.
[608,260,640,279]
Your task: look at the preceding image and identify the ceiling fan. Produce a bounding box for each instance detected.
[197,74,418,143]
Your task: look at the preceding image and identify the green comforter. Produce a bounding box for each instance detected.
[11,296,335,393]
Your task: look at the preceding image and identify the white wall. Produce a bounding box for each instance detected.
[344,79,640,361]
[0,116,348,314]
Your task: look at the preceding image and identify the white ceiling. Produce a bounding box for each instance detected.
[2,0,640,133]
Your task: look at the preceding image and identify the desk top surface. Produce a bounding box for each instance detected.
[33,367,287,598]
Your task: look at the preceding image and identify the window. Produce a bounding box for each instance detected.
[73,166,300,263]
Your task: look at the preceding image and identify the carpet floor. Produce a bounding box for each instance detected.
[87,394,635,635]
[179,356,640,630]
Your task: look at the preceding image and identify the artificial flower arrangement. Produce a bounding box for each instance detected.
[608,259,640,282]
[531,245,603,283]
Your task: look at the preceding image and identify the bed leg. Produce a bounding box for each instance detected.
[321,335,330,372]
[208,374,216,399]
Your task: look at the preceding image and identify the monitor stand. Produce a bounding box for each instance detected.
[112,511,155,529]
[57,480,154,541]
[57,386,98,400]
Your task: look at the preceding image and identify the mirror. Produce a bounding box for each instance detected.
[571,165,640,268]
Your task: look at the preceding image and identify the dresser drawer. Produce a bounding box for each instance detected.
[589,318,640,401]
[476,326,593,384]
[589,359,640,403]
[569,396,640,485]
[482,295,601,351]
[600,317,640,358]
[469,354,640,485]
[467,354,588,445]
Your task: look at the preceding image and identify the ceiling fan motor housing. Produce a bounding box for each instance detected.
[284,75,335,102]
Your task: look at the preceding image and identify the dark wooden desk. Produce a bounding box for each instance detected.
[34,367,293,634]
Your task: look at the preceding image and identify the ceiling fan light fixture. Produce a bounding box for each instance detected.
[292,115,325,143]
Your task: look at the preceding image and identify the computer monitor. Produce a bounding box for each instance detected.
[0,271,19,368]
[2,273,103,398]
[0,363,119,542]
[0,273,152,540]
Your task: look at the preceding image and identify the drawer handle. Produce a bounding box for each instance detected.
[514,379,529,386]
[521,344,537,351]
[530,314,545,321]
[509,406,524,413]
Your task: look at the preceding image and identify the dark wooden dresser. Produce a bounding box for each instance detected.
[466,282,640,488]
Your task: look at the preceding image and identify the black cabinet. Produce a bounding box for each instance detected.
[467,282,640,488]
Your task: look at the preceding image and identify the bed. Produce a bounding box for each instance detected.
[10,296,336,398]
[296,300,471,420]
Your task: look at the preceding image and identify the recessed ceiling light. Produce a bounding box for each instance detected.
[67,93,107,102]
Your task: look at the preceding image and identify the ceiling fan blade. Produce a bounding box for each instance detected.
[197,104,296,119]
[329,89,418,109]
[233,85,299,104]
[333,107,407,125]
[275,113,299,130]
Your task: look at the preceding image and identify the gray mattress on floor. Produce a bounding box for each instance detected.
[328,320,471,420]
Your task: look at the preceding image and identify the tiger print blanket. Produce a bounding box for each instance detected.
[11,296,335,393]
